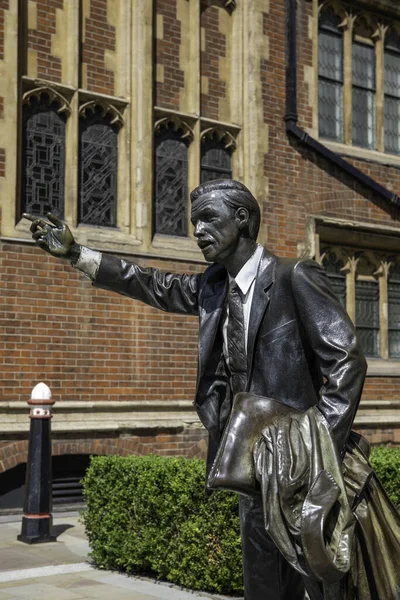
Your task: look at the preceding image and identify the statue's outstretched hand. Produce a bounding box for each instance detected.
[23,212,80,260]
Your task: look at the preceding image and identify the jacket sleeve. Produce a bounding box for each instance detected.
[291,260,367,453]
[93,253,202,315]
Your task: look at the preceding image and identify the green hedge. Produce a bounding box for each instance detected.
[370,446,400,508]
[82,448,400,594]
[81,455,243,594]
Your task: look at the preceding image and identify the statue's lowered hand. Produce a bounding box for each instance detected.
[23,212,80,261]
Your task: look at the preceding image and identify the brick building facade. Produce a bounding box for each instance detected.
[0,0,400,508]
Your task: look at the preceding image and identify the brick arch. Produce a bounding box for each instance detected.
[0,432,208,474]
[0,440,29,474]
[307,190,363,216]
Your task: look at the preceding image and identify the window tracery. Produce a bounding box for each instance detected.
[200,128,235,183]
[154,119,191,237]
[21,88,70,218]
[320,245,400,359]
[318,1,400,155]
[318,7,345,141]
[384,28,400,154]
[78,102,122,227]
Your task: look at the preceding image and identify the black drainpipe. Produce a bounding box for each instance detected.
[285,0,400,208]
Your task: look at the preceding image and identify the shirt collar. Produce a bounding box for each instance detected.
[229,244,263,296]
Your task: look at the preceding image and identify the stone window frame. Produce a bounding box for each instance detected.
[3,0,267,260]
[306,214,400,375]
[78,100,124,228]
[153,115,193,238]
[15,77,129,241]
[150,0,243,253]
[312,0,400,167]
[20,86,72,220]
[151,106,240,251]
[200,126,236,183]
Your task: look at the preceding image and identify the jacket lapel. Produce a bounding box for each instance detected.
[246,249,278,381]
[198,269,228,380]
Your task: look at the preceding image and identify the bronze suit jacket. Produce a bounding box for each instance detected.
[94,248,367,469]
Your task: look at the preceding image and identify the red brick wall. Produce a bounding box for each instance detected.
[0,1,8,60]
[27,0,64,82]
[200,4,227,120]
[362,378,400,401]
[0,0,9,61]
[0,148,4,178]
[82,0,115,95]
[296,0,314,132]
[155,0,185,110]
[0,243,202,403]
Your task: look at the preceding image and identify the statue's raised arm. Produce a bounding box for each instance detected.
[23,213,81,262]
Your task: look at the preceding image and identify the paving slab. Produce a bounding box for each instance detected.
[0,514,239,600]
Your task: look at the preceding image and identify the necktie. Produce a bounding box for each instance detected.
[227,281,247,395]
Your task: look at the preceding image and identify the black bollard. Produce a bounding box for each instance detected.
[18,383,56,544]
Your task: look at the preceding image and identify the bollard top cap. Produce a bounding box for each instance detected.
[31,382,52,402]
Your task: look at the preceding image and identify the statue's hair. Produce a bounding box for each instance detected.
[190,179,261,240]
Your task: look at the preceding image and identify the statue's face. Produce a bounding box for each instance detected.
[191,192,239,264]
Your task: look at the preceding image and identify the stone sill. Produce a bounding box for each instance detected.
[1,398,400,435]
[318,139,400,169]
[354,415,400,427]
[6,222,206,265]
[366,359,400,377]
[0,400,201,435]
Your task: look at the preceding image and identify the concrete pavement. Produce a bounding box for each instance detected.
[0,513,238,600]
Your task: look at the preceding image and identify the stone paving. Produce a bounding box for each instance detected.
[0,513,237,600]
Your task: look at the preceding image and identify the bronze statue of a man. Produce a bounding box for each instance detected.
[25,179,367,600]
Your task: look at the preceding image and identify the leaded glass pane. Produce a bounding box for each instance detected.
[384,50,400,98]
[319,80,343,141]
[22,95,66,218]
[318,31,343,81]
[154,129,188,236]
[384,34,400,155]
[355,279,379,356]
[318,11,343,142]
[79,108,118,227]
[353,88,375,148]
[322,251,346,308]
[352,42,375,149]
[201,139,232,184]
[384,97,400,154]
[389,278,400,357]
[352,43,375,89]
[319,8,342,34]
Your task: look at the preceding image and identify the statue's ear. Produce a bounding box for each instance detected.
[235,207,250,231]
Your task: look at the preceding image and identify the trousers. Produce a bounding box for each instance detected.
[239,495,325,600]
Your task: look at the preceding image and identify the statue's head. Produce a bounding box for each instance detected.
[190,179,261,264]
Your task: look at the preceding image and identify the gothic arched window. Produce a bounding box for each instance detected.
[78,103,121,227]
[22,91,68,218]
[322,249,347,308]
[388,263,400,357]
[384,29,400,155]
[154,122,190,237]
[318,8,344,141]
[355,254,380,357]
[201,133,233,184]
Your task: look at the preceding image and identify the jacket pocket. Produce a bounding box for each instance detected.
[260,319,296,345]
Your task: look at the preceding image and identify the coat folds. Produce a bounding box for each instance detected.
[253,408,400,599]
